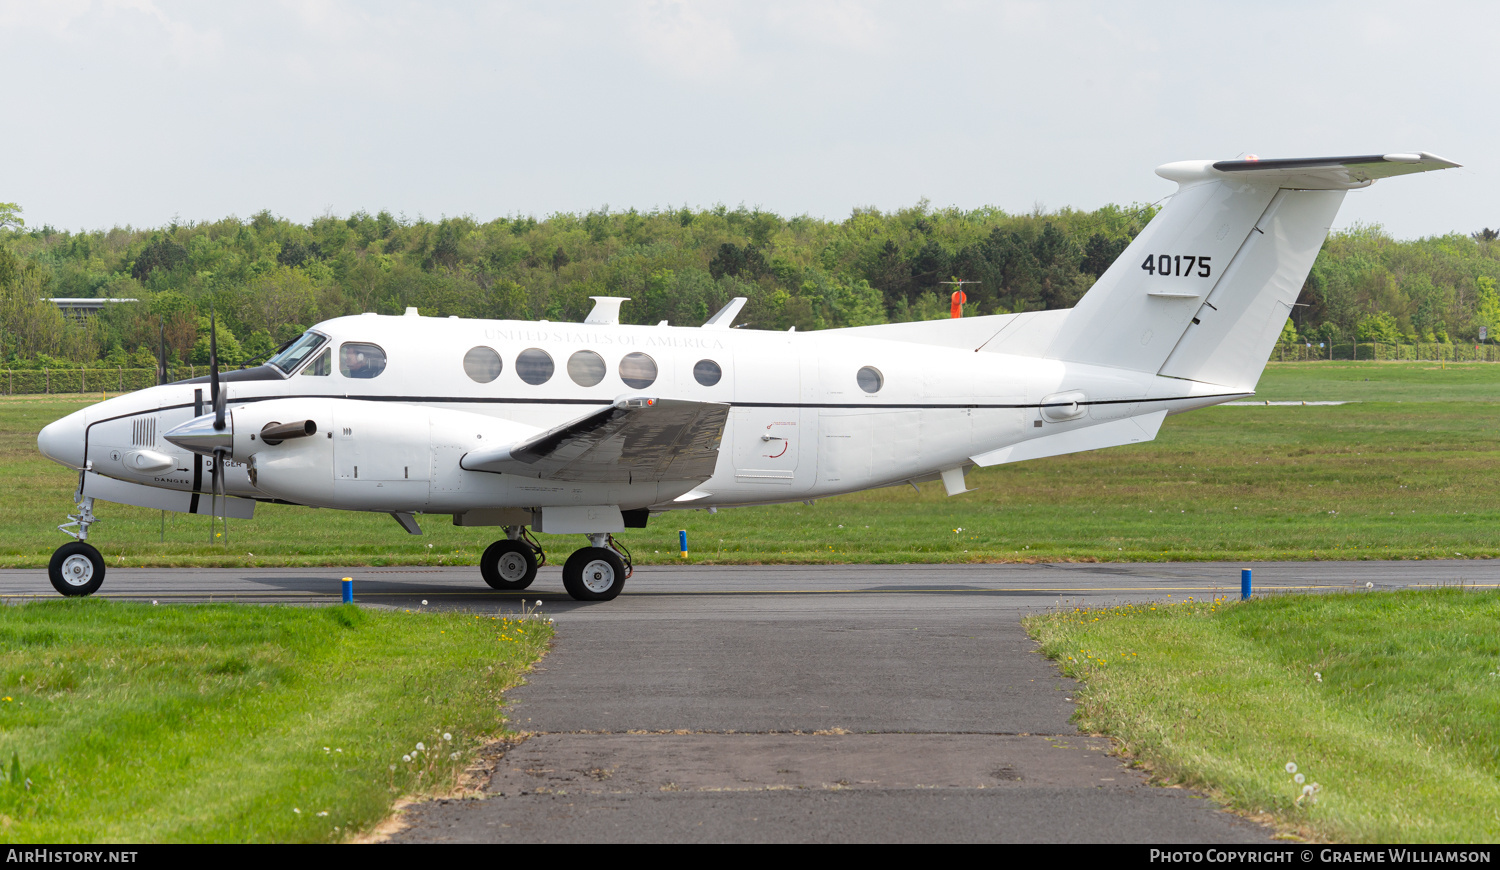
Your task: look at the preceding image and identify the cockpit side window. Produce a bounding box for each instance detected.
[267,331,328,375]
[300,347,331,376]
[339,342,388,379]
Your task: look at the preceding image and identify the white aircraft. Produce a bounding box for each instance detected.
[36,152,1457,600]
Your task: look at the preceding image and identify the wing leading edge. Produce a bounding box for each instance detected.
[460,396,730,483]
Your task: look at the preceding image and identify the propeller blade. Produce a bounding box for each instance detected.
[158,322,167,386]
[211,448,227,546]
[209,304,225,431]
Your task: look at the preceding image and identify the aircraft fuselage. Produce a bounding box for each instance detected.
[41,311,1240,519]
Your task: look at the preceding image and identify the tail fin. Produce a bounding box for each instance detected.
[1046,152,1458,390]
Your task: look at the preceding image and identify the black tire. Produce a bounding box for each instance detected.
[480,539,538,591]
[48,541,105,597]
[562,547,626,602]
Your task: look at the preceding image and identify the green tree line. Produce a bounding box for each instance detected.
[1,198,1497,370]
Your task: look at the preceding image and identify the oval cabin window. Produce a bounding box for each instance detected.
[856,366,883,393]
[619,352,658,389]
[339,343,387,379]
[568,350,606,387]
[516,348,555,385]
[693,359,722,387]
[463,346,503,383]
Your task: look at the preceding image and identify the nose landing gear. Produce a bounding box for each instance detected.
[49,493,105,597]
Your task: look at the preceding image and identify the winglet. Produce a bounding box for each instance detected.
[703,297,747,329]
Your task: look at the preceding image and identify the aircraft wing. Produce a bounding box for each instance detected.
[460,396,729,483]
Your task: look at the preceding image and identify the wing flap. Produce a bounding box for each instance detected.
[461,397,729,483]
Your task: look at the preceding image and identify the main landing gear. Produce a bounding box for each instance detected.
[480,526,545,591]
[480,528,633,602]
[562,534,633,602]
[49,494,105,597]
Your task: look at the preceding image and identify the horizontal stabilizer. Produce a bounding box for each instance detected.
[1159,152,1459,191]
[461,396,729,483]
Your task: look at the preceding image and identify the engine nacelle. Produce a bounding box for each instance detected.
[235,398,539,510]
[233,398,339,506]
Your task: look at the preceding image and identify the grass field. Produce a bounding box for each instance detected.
[0,599,552,842]
[1026,589,1500,842]
[3,360,1499,569]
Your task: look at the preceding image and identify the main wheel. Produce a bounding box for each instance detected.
[562,547,626,602]
[480,539,538,591]
[49,541,105,597]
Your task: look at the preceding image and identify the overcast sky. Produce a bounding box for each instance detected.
[2,1,1491,239]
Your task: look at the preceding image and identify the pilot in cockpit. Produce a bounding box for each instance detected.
[342,344,377,379]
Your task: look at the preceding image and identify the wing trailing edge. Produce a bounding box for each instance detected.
[460,396,729,483]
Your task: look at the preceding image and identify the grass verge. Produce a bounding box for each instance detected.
[0,599,552,842]
[1024,589,1500,842]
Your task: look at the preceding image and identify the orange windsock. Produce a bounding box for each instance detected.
[950,290,966,318]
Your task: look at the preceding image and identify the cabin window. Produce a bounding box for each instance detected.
[516,348,555,385]
[269,331,327,375]
[619,352,658,389]
[300,347,331,377]
[339,342,387,379]
[693,359,722,387]
[567,350,606,387]
[463,346,503,383]
[857,366,883,393]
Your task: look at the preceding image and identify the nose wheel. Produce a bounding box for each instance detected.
[49,541,105,597]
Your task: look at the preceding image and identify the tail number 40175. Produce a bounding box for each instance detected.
[1142,255,1210,277]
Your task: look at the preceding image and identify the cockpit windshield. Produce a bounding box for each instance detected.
[266,331,329,375]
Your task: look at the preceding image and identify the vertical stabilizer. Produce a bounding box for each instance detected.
[1156,188,1343,390]
[1044,167,1279,374]
[1045,153,1459,388]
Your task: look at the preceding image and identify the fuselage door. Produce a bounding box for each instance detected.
[729,338,816,492]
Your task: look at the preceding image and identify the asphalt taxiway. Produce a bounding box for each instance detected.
[4,561,1493,842]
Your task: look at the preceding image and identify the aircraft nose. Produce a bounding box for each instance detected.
[38,409,87,469]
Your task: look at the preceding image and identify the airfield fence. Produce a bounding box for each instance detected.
[1272,342,1500,363]
[3,366,205,396]
[3,347,1498,396]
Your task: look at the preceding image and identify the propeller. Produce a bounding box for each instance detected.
[157,322,167,386]
[210,305,225,431]
[208,304,227,545]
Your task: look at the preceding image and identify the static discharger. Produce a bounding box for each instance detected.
[679,529,688,559]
